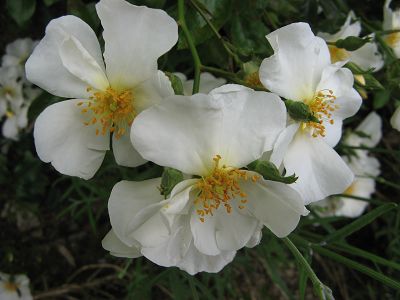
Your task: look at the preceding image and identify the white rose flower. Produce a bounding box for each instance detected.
[313,112,382,217]
[2,106,29,140]
[318,12,383,71]
[103,85,308,274]
[174,72,226,95]
[383,0,400,57]
[259,22,362,204]
[0,272,32,300]
[25,0,178,179]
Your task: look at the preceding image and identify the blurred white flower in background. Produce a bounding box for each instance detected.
[26,0,178,180]
[391,106,400,131]
[318,11,384,71]
[174,72,226,95]
[0,272,32,300]
[2,38,38,76]
[312,112,382,217]
[383,0,400,58]
[0,39,40,141]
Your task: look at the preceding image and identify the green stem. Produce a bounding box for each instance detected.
[282,238,327,299]
[189,0,240,65]
[178,0,201,94]
[201,65,267,91]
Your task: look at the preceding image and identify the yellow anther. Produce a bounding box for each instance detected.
[302,89,338,138]
[328,45,351,63]
[78,87,136,138]
[194,155,258,222]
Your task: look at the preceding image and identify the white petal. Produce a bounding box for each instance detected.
[163,179,198,215]
[108,178,165,246]
[112,133,146,167]
[240,173,308,237]
[59,36,109,90]
[177,240,236,275]
[350,41,384,72]
[26,15,105,98]
[133,70,174,114]
[34,99,109,179]
[190,200,259,254]
[245,223,263,248]
[270,123,300,167]
[260,22,330,101]
[391,106,400,131]
[132,85,286,176]
[316,64,362,121]
[102,229,142,258]
[96,0,178,88]
[2,117,19,140]
[182,72,226,96]
[318,12,361,42]
[346,112,382,147]
[284,133,354,204]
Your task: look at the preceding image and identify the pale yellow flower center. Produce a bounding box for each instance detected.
[343,181,356,195]
[328,45,351,63]
[194,155,260,223]
[4,281,18,292]
[78,86,136,139]
[302,89,338,138]
[244,72,262,87]
[385,32,400,48]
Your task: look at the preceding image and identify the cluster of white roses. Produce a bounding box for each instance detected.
[24,0,396,275]
[0,39,40,141]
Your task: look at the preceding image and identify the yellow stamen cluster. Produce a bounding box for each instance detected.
[343,181,356,195]
[328,45,350,63]
[78,87,136,139]
[385,32,400,48]
[304,89,338,138]
[4,281,18,292]
[245,72,262,87]
[194,155,260,223]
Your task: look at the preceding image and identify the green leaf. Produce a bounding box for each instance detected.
[322,203,397,244]
[335,36,371,51]
[165,72,185,95]
[285,99,319,123]
[373,89,391,109]
[160,167,184,198]
[6,0,36,27]
[363,74,384,91]
[43,0,61,6]
[247,160,297,184]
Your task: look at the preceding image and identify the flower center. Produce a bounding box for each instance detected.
[328,45,351,63]
[385,32,400,48]
[343,181,356,195]
[302,89,338,138]
[78,86,136,139]
[194,155,260,223]
[4,281,18,292]
[245,72,262,87]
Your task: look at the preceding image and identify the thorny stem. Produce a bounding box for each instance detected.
[178,0,201,94]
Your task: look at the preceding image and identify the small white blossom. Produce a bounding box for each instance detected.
[259,22,362,204]
[318,12,383,71]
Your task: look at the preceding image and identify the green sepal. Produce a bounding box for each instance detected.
[335,36,371,51]
[160,167,184,198]
[247,160,297,184]
[285,100,319,123]
[165,72,185,96]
